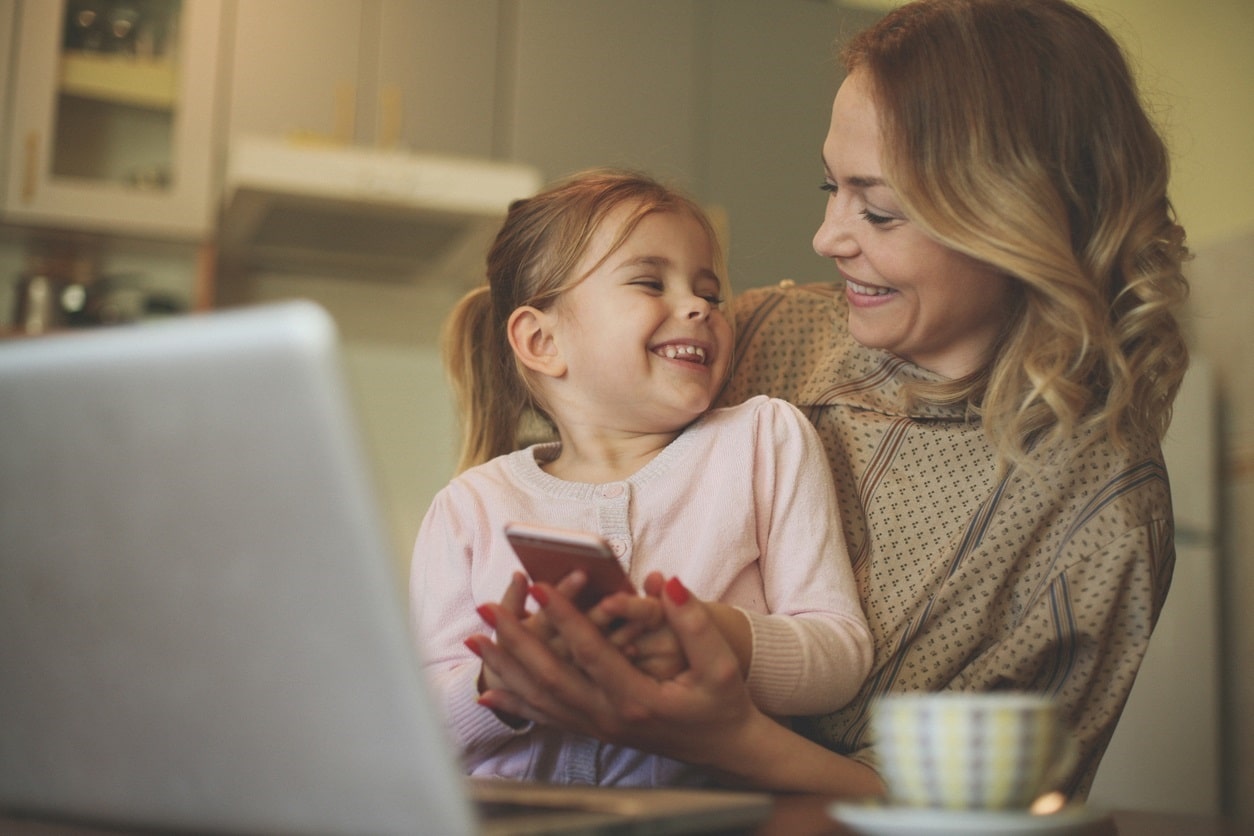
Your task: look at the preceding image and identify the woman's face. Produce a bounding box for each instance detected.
[813,70,1015,380]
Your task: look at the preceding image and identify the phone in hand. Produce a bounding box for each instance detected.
[504,522,635,611]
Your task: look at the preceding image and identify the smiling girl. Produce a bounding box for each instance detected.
[410,169,871,787]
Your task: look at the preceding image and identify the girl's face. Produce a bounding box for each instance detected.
[547,206,733,435]
[813,70,1015,380]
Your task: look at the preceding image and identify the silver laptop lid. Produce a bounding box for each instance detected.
[0,302,475,835]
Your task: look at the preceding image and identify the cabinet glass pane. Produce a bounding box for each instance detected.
[52,0,183,190]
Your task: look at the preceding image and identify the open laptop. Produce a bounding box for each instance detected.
[0,302,771,835]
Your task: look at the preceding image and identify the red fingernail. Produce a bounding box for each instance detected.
[464,636,482,656]
[476,604,497,628]
[664,576,689,605]
[529,584,549,606]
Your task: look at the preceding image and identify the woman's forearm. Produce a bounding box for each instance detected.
[710,710,886,796]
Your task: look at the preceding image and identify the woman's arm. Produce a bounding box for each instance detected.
[470,575,886,797]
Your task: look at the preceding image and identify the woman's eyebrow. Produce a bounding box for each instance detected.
[821,158,887,190]
[846,175,887,189]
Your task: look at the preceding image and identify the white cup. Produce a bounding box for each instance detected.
[871,692,1076,810]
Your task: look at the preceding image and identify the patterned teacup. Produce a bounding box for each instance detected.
[871,692,1076,810]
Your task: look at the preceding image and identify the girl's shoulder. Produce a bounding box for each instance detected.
[704,394,818,442]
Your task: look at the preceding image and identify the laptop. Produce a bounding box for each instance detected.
[0,301,771,835]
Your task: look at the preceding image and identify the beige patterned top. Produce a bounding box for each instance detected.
[719,281,1176,797]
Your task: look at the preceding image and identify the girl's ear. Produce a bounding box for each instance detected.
[507,306,566,378]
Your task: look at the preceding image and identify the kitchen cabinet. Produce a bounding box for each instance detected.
[2,0,224,240]
[226,0,498,157]
[0,2,15,174]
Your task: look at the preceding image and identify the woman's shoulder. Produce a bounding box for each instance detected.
[1020,423,1173,540]
[723,282,848,403]
[723,281,938,416]
[732,280,847,334]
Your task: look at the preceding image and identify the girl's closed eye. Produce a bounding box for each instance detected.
[631,278,665,293]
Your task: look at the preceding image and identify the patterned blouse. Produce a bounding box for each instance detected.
[719,281,1176,797]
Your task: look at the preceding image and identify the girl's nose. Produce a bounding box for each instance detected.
[684,294,712,320]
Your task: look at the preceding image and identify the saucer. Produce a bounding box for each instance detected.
[828,800,1110,836]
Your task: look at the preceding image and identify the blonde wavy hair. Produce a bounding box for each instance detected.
[443,168,727,473]
[843,0,1189,470]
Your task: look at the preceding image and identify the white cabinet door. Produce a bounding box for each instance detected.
[2,0,224,240]
[225,0,498,156]
[225,0,363,144]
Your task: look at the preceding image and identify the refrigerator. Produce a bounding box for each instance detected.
[1088,357,1221,814]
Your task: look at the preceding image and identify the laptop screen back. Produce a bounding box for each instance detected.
[0,302,476,835]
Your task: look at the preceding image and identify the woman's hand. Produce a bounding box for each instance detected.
[468,574,889,796]
[470,574,761,767]
[475,570,583,693]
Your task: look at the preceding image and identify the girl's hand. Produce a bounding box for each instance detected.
[595,577,687,680]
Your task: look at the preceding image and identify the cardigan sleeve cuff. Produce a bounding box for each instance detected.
[739,607,874,716]
[442,664,534,758]
[740,608,806,713]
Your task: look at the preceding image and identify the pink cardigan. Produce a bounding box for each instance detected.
[410,395,871,786]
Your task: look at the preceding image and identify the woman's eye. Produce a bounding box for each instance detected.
[861,208,895,226]
[701,293,725,305]
[819,182,837,194]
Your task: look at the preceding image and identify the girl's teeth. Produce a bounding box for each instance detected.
[662,345,706,362]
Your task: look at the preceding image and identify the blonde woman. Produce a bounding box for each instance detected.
[470,0,1190,801]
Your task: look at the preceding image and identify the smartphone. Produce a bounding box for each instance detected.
[504,522,635,611]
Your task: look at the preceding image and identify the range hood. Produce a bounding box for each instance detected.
[218,136,542,280]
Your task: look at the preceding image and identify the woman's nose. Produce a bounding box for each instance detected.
[813,201,859,260]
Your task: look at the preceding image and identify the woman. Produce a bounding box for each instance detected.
[466,0,1189,799]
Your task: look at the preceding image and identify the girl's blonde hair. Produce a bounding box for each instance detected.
[443,168,726,473]
[843,0,1189,470]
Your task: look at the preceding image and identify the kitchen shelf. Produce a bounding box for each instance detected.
[59,51,177,110]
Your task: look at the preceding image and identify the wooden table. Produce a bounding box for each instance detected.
[757,794,1245,835]
[2,797,1243,835]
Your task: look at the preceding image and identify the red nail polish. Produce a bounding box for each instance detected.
[464,636,482,656]
[529,584,549,606]
[664,576,689,605]
[476,604,497,628]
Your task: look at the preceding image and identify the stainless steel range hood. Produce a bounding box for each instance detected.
[218,136,542,280]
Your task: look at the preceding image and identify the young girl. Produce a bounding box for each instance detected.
[410,169,871,787]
